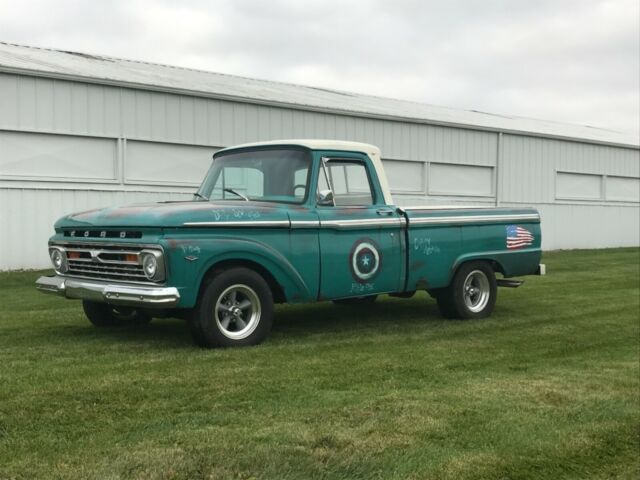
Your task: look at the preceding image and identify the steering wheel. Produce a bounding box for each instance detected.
[293,184,306,196]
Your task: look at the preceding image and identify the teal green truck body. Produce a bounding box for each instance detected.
[37,140,543,346]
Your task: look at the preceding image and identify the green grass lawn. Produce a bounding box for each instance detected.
[0,248,638,480]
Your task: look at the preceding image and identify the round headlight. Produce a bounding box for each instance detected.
[50,248,68,273]
[140,249,165,282]
[142,254,157,278]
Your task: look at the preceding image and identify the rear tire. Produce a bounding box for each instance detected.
[82,301,151,327]
[333,295,378,306]
[188,267,274,348]
[436,262,497,319]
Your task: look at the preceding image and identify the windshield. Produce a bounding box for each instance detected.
[196,148,312,204]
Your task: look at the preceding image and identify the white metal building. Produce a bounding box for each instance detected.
[0,42,638,270]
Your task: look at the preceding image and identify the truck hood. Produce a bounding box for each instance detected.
[55,201,292,229]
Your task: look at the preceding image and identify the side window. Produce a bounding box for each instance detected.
[321,160,374,206]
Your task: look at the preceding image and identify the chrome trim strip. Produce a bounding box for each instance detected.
[319,217,404,230]
[68,256,139,265]
[64,266,147,278]
[290,220,321,229]
[408,213,540,226]
[399,205,489,211]
[50,241,163,249]
[36,275,180,307]
[67,261,140,269]
[57,273,161,286]
[185,218,405,229]
[60,247,143,254]
[183,220,291,228]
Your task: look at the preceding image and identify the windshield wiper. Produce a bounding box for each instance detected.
[193,192,209,201]
[224,188,250,202]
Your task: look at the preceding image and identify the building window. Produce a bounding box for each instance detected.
[428,162,494,197]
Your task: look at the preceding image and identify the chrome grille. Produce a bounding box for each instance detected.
[54,242,162,284]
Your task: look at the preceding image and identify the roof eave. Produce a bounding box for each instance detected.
[1,65,638,150]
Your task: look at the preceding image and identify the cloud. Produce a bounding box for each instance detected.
[0,0,637,133]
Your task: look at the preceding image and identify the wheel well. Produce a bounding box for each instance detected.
[198,259,287,304]
[489,260,505,276]
[453,258,505,279]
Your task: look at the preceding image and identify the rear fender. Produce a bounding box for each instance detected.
[451,248,542,282]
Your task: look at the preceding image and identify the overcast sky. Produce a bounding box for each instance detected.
[1,0,638,134]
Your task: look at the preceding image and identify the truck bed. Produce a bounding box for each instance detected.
[399,206,542,291]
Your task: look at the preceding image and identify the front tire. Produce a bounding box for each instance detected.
[82,301,151,327]
[436,262,497,319]
[189,267,274,348]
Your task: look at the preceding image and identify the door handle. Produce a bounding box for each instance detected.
[376,208,394,216]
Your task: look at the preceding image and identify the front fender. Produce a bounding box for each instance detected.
[163,235,313,308]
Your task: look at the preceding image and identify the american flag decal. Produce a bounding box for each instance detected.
[506,225,534,249]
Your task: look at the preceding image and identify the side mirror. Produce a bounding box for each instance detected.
[317,189,334,206]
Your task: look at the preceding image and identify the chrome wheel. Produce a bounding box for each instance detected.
[215,284,261,340]
[463,270,490,313]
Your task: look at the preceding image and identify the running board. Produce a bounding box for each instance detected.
[496,279,524,288]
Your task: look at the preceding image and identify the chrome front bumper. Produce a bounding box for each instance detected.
[36,275,180,308]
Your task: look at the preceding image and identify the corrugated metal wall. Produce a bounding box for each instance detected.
[1,72,638,269]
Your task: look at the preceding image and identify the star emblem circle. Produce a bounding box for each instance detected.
[351,241,380,281]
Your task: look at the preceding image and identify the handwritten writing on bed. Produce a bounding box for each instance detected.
[414,237,441,256]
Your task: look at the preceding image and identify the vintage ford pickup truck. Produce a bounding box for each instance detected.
[37,140,544,347]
